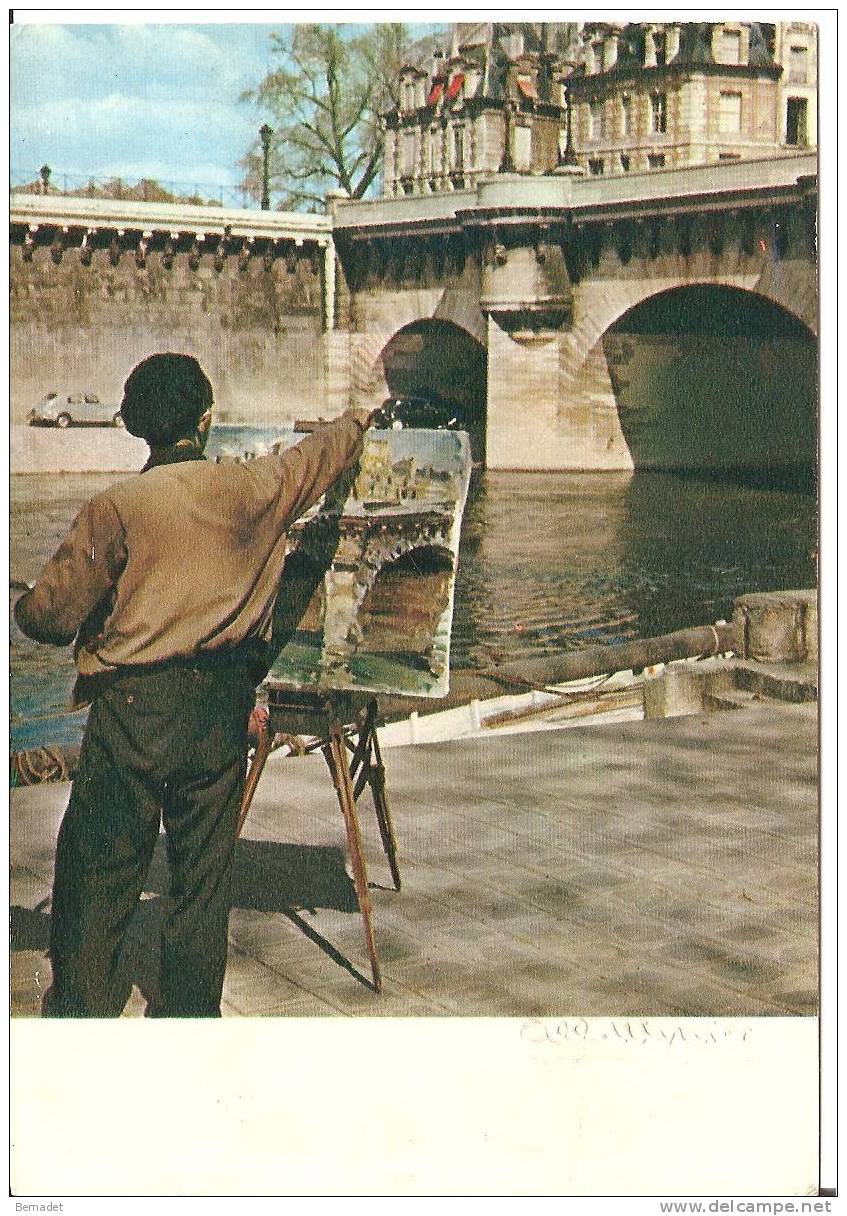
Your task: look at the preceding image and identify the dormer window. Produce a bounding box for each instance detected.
[401,77,417,111]
[718,28,742,65]
[446,72,464,102]
[516,76,540,103]
[653,32,667,66]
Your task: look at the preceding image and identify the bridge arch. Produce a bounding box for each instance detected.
[371,319,488,464]
[570,282,817,479]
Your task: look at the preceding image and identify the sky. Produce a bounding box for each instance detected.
[9,15,444,205]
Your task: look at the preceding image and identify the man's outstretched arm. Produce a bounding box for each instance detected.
[245,407,377,532]
[14,496,127,645]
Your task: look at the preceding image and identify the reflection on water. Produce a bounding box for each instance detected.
[10,459,817,750]
[452,468,817,669]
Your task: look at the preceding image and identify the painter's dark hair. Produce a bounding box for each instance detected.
[120,353,213,445]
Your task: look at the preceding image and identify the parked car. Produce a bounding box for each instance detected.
[375,396,467,432]
[28,391,124,428]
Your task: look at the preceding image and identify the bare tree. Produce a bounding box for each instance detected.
[240,22,443,210]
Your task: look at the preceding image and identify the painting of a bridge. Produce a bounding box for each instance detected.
[265,428,472,698]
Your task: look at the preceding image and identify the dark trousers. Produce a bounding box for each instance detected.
[42,661,255,1018]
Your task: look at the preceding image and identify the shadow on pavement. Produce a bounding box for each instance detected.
[10,834,369,1008]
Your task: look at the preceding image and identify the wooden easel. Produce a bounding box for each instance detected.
[236,688,400,992]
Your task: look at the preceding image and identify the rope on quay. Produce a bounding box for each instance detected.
[11,743,80,787]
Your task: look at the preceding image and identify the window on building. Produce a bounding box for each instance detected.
[650,92,667,134]
[429,129,440,173]
[620,154,631,172]
[789,45,809,84]
[588,157,604,175]
[514,125,532,170]
[403,80,416,110]
[648,152,666,169]
[452,125,464,170]
[786,97,808,146]
[719,28,742,65]
[590,101,604,140]
[402,132,416,174]
[719,152,741,161]
[621,94,632,137]
[653,31,667,66]
[718,91,743,134]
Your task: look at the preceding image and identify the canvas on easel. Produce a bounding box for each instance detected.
[265,427,472,699]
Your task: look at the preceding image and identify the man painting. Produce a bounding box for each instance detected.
[14,352,375,1017]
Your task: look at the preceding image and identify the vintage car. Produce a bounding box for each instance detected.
[28,391,123,428]
[375,396,467,432]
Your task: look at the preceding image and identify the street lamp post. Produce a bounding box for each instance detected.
[259,124,273,210]
[558,67,579,168]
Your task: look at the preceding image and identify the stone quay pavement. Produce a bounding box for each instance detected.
[10,700,817,1018]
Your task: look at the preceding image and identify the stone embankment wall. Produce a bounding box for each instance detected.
[10,243,337,425]
[11,425,148,475]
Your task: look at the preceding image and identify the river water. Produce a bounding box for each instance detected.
[10,429,817,751]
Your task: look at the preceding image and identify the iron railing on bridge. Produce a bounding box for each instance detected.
[10,166,257,211]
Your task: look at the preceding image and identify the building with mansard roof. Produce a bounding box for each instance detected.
[382,22,578,197]
[568,20,817,177]
[380,20,817,194]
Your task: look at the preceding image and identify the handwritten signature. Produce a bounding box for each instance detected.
[520,1019,751,1048]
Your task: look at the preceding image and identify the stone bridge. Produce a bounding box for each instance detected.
[11,151,817,470]
[331,152,817,470]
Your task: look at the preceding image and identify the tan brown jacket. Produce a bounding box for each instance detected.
[15,413,368,691]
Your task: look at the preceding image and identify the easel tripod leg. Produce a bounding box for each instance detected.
[365,704,401,892]
[237,721,273,839]
[323,725,382,992]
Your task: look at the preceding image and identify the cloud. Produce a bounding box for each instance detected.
[13,94,259,187]
[12,22,280,105]
[10,22,282,187]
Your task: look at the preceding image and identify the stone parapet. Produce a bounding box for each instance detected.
[10,193,332,243]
